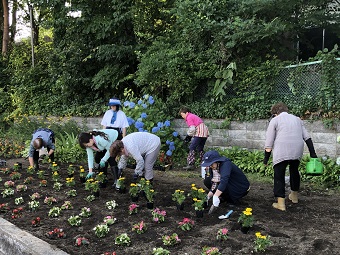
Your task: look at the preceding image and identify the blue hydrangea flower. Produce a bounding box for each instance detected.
[123,101,130,107]
[149,96,154,105]
[129,102,136,108]
[127,117,135,126]
[135,121,144,129]
[157,122,164,128]
[169,142,175,146]
[140,112,147,119]
[166,140,171,145]
[142,103,147,109]
[138,99,143,105]
[164,120,171,127]
[166,150,172,156]
[152,127,160,133]
[138,128,145,132]
[169,145,175,151]
[172,131,178,137]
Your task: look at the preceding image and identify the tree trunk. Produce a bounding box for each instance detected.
[2,0,9,56]
[10,0,18,43]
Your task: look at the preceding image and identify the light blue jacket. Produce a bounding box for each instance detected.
[86,129,118,169]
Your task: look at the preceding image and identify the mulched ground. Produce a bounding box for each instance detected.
[1,158,340,255]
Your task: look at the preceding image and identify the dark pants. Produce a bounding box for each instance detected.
[273,160,300,198]
[187,137,207,165]
[203,176,234,204]
[95,150,117,168]
[105,127,123,140]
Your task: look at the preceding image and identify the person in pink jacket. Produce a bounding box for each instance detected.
[179,107,209,170]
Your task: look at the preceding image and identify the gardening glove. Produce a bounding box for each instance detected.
[305,138,317,158]
[86,172,94,179]
[263,150,271,165]
[213,195,220,207]
[99,160,106,168]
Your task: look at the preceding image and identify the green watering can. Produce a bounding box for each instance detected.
[305,158,323,176]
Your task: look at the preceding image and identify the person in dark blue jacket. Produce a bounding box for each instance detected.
[202,150,250,208]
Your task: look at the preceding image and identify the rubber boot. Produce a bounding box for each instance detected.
[289,191,298,203]
[272,197,286,211]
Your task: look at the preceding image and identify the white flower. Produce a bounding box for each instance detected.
[105,200,118,210]
[336,157,340,166]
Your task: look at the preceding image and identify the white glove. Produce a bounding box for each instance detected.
[201,167,206,179]
[213,196,220,207]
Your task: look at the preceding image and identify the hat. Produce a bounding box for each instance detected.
[201,150,227,167]
[107,98,121,106]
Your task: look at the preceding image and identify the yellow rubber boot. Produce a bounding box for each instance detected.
[272,197,286,211]
[289,191,298,203]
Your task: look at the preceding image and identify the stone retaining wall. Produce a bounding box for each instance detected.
[74,117,340,158]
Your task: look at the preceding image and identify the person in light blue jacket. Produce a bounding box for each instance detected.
[78,129,118,181]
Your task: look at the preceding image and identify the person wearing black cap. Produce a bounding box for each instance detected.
[101,97,129,140]
[201,150,250,210]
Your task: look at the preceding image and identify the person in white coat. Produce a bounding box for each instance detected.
[110,132,161,182]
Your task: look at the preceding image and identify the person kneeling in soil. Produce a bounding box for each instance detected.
[110,132,161,182]
[201,150,250,211]
[28,128,56,170]
[78,129,118,184]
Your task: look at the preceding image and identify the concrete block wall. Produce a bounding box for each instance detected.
[73,117,340,159]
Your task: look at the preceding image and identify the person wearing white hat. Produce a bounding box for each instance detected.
[101,97,129,140]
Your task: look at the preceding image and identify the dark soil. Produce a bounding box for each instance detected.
[1,158,340,255]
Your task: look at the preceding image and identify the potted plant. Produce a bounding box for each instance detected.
[144,185,155,209]
[178,218,195,231]
[129,183,139,202]
[128,203,139,215]
[151,208,166,223]
[114,233,131,246]
[132,221,147,234]
[254,232,273,252]
[238,207,254,233]
[162,233,181,246]
[96,172,107,188]
[216,228,229,241]
[93,224,110,238]
[192,198,205,218]
[116,177,126,193]
[85,179,100,196]
[67,164,76,177]
[172,189,186,210]
[79,166,86,183]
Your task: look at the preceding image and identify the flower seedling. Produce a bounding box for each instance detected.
[85,179,100,193]
[46,228,65,239]
[65,177,75,187]
[27,166,35,174]
[11,207,23,219]
[16,184,27,192]
[1,188,14,198]
[178,218,195,231]
[116,177,126,190]
[95,172,107,183]
[84,195,96,202]
[144,183,155,202]
[61,201,73,210]
[172,189,186,205]
[66,189,77,197]
[24,177,34,184]
[105,200,118,210]
[254,232,273,252]
[28,201,40,211]
[152,247,170,255]
[4,180,15,188]
[238,207,254,228]
[50,162,60,172]
[67,164,76,176]
[44,196,57,206]
[39,180,48,187]
[48,206,62,217]
[192,198,205,211]
[30,192,41,200]
[0,203,10,213]
[189,183,199,198]
[31,217,41,227]
[68,215,82,226]
[79,166,86,178]
[132,221,147,234]
[162,233,181,246]
[79,207,92,217]
[152,208,166,223]
[10,171,21,180]
[114,233,131,246]
[37,171,46,179]
[53,182,63,191]
[15,197,24,205]
[103,216,116,225]
[94,224,110,238]
[201,246,221,255]
[216,228,229,241]
[74,236,89,247]
[52,171,60,182]
[128,203,139,215]
[129,183,139,197]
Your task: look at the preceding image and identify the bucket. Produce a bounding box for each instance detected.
[305,158,323,176]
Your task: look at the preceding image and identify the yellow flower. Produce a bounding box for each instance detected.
[245,207,252,212]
